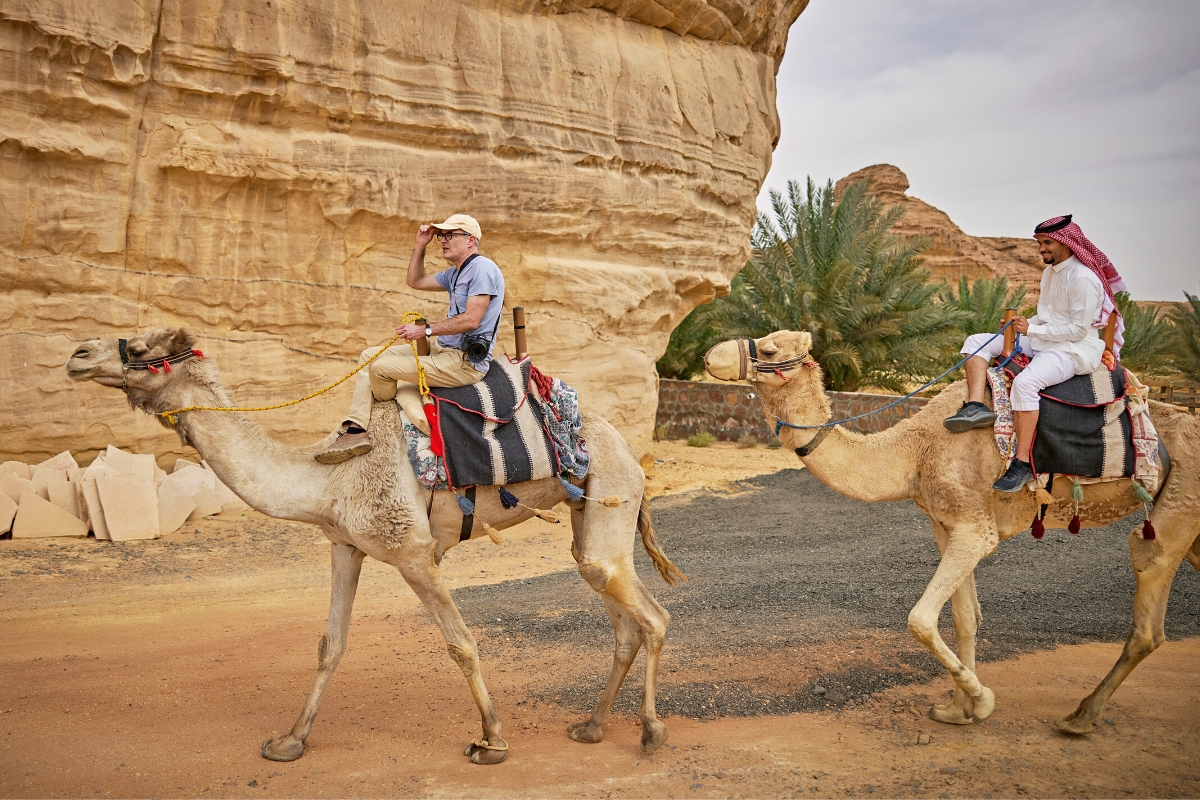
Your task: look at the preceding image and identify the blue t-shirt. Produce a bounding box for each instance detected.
[433,254,505,373]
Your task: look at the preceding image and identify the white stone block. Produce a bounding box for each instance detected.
[36,451,79,472]
[153,464,168,488]
[31,466,68,500]
[78,462,118,541]
[0,475,35,504]
[0,491,16,535]
[163,465,215,500]
[173,458,201,474]
[104,446,154,483]
[96,476,160,541]
[0,461,31,480]
[186,488,224,520]
[13,490,88,539]
[47,481,82,521]
[67,467,85,483]
[157,483,196,535]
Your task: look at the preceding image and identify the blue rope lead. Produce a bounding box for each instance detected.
[774,320,1017,434]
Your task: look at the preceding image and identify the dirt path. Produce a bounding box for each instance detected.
[2,442,1198,798]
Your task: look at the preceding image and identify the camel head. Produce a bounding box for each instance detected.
[704,330,831,430]
[703,330,823,388]
[66,328,216,430]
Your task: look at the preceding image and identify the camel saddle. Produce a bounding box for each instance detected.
[998,358,1169,485]
[422,356,560,490]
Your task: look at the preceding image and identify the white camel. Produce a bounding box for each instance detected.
[66,327,684,764]
[706,330,1200,734]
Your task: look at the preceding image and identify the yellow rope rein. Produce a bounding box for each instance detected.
[159,312,431,425]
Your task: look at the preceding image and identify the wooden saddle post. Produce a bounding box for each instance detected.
[513,307,528,359]
[1002,307,1017,355]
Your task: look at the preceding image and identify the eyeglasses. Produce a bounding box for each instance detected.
[435,231,470,242]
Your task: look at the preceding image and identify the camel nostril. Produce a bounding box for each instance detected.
[72,348,90,359]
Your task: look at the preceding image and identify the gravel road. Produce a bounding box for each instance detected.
[455,468,1200,718]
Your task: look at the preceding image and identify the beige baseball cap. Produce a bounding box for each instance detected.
[431,214,481,240]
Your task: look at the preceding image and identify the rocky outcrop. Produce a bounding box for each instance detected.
[0,0,809,465]
[835,165,1044,295]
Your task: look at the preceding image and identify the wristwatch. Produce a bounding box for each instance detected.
[424,323,433,338]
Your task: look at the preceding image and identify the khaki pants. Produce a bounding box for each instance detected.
[345,339,484,429]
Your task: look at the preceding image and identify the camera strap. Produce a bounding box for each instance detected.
[448,253,499,349]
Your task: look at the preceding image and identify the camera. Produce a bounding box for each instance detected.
[462,333,492,365]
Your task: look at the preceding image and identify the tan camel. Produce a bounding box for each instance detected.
[706,330,1200,734]
[66,328,684,764]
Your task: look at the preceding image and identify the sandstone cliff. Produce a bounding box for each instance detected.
[835,165,1044,295]
[0,0,809,465]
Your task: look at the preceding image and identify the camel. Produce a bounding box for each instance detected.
[705,330,1200,734]
[65,328,685,764]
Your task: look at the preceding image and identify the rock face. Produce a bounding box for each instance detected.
[0,0,810,465]
[835,165,1044,295]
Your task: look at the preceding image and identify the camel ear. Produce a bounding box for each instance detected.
[169,328,197,355]
[795,331,813,354]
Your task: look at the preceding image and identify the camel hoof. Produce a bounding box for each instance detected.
[1056,714,1094,736]
[464,740,509,765]
[641,720,668,754]
[971,687,996,722]
[928,702,973,725]
[261,736,305,762]
[567,719,604,744]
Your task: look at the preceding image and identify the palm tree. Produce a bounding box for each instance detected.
[1171,292,1200,383]
[656,303,719,380]
[938,275,1028,340]
[1113,292,1178,377]
[697,177,965,392]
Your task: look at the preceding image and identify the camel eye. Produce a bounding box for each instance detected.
[128,344,148,358]
[760,348,777,358]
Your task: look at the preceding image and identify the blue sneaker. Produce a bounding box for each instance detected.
[943,401,998,433]
[993,459,1033,492]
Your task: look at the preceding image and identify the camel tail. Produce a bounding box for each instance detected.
[637,495,687,586]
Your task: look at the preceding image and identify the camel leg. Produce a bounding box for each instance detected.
[907,530,996,725]
[393,538,508,765]
[1058,508,1196,734]
[263,543,366,761]
[567,594,643,745]
[574,558,671,754]
[928,520,985,725]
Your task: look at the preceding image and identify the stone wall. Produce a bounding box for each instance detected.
[0,0,810,465]
[656,379,930,443]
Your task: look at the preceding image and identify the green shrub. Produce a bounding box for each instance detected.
[687,432,716,448]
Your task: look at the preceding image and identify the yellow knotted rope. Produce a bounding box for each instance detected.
[159,312,431,425]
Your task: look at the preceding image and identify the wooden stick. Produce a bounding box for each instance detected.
[513,307,528,359]
[1002,308,1017,355]
[415,317,430,356]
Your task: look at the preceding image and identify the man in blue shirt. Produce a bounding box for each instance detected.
[316,214,505,464]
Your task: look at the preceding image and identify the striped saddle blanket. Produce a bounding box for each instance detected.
[423,356,559,490]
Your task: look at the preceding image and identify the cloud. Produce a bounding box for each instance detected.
[763,0,1200,300]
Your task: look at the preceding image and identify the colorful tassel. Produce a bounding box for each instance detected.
[192,349,205,359]
[457,493,475,515]
[1068,515,1081,535]
[147,365,160,374]
[535,508,560,523]
[561,479,585,502]
[1142,518,1156,540]
[1035,486,1055,506]
[1071,477,1084,505]
[1031,516,1045,540]
[597,496,622,508]
[1133,483,1154,505]
[498,487,519,509]
[162,360,172,373]
[480,522,504,545]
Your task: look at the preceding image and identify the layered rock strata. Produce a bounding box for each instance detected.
[835,165,1044,295]
[0,0,809,464]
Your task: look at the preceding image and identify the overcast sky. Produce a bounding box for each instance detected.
[761,0,1200,301]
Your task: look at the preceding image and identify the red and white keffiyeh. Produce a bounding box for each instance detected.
[1034,215,1127,355]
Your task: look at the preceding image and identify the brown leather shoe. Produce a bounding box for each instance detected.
[315,431,372,464]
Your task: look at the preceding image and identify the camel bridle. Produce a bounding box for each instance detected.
[734,338,819,382]
[118,338,204,394]
[733,338,830,455]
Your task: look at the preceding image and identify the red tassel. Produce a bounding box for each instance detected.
[1068,514,1081,535]
[162,360,172,373]
[424,400,444,458]
[1142,519,1156,540]
[192,349,205,359]
[1031,517,1045,540]
[147,365,160,374]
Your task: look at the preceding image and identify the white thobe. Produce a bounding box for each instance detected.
[1026,255,1106,375]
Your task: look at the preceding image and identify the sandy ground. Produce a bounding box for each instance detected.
[2,441,1198,798]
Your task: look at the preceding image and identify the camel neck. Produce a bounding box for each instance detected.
[766,382,916,503]
[174,383,335,525]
